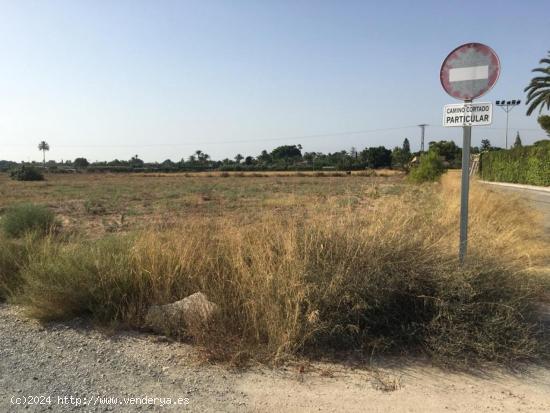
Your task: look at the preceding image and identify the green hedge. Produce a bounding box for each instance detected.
[480,141,550,186]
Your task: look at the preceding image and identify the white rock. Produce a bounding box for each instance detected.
[144,292,219,336]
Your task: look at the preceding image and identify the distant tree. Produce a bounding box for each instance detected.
[428,140,461,167]
[524,51,550,115]
[194,150,210,164]
[391,138,413,169]
[129,155,144,167]
[244,156,255,165]
[303,152,315,164]
[73,157,89,169]
[257,150,272,164]
[480,139,492,152]
[161,159,176,169]
[270,145,302,161]
[402,138,411,154]
[360,146,392,168]
[234,153,244,164]
[108,159,126,166]
[538,115,550,136]
[513,132,523,148]
[0,160,17,172]
[38,141,50,167]
[391,147,409,170]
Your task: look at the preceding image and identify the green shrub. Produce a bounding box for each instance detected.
[480,142,550,186]
[9,166,44,181]
[408,151,445,183]
[2,204,57,238]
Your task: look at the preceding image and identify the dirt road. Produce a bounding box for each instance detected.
[1,304,549,412]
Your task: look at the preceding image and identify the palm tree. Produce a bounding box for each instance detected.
[195,150,210,164]
[524,51,550,115]
[38,141,50,167]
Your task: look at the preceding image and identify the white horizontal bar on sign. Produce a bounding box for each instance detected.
[449,65,489,82]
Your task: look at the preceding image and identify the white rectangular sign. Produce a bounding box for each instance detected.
[449,65,489,82]
[443,102,492,127]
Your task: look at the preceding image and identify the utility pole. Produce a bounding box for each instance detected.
[495,100,520,149]
[418,124,427,152]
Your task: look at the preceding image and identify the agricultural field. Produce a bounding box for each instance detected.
[0,170,549,368]
[0,170,404,237]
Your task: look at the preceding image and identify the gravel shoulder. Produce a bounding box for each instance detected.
[1,303,550,412]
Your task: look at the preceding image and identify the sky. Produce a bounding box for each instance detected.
[1,0,549,163]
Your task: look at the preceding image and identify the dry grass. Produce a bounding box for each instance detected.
[5,171,548,366]
[0,172,403,238]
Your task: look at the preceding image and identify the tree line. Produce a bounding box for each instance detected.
[0,137,513,173]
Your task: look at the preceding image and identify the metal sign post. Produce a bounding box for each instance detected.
[459,120,471,263]
[440,43,500,263]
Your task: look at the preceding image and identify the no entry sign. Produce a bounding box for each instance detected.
[440,43,500,264]
[440,43,500,101]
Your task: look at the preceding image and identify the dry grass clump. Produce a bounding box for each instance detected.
[0,235,35,300]
[14,175,550,365]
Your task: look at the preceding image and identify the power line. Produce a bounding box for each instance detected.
[0,125,418,148]
[0,125,544,149]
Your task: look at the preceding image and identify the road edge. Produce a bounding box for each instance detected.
[478,180,550,194]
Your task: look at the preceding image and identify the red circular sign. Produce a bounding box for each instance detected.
[440,43,500,101]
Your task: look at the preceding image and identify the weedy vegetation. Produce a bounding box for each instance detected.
[9,165,45,181]
[408,150,446,183]
[0,171,548,367]
[1,203,57,238]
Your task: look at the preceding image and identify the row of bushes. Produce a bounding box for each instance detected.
[479,141,550,186]
[9,166,44,181]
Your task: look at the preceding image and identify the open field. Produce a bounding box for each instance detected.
[0,170,549,368]
[0,170,405,237]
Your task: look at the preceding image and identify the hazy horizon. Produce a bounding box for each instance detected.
[1,0,549,163]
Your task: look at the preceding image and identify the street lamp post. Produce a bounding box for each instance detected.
[495,100,521,149]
